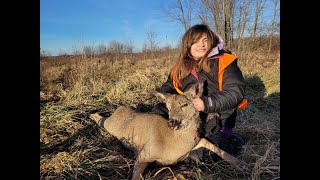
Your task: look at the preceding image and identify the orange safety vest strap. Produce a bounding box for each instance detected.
[218,53,248,110]
[218,53,237,91]
[173,69,198,95]
[172,64,184,94]
[173,79,184,94]
[172,53,248,109]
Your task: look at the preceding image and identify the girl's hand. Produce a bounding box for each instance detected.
[192,98,205,111]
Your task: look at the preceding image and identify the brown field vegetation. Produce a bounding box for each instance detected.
[40,42,280,179]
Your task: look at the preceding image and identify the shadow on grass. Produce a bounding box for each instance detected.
[245,74,279,113]
[41,74,279,179]
[40,124,101,155]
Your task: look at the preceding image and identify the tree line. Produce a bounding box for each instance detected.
[161,0,279,53]
[41,0,279,57]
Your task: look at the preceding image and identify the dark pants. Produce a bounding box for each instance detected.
[152,102,238,136]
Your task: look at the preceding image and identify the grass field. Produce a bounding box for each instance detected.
[40,48,280,179]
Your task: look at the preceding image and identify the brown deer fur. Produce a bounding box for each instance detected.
[89,81,240,179]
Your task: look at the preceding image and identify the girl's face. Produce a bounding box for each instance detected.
[190,34,209,60]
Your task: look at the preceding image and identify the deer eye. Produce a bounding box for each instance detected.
[181,103,188,108]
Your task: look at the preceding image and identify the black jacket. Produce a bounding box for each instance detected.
[160,50,246,114]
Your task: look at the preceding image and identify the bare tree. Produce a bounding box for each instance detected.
[235,0,251,54]
[143,30,159,52]
[83,45,94,57]
[202,0,222,36]
[40,48,44,57]
[124,39,134,54]
[252,0,267,44]
[197,4,209,25]
[91,40,96,58]
[201,0,235,47]
[72,42,82,55]
[96,43,107,55]
[40,48,50,58]
[268,0,279,52]
[224,0,236,46]
[81,31,85,60]
[107,40,124,54]
[158,0,280,53]
[161,0,194,31]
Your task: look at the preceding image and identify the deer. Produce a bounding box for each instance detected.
[89,81,241,180]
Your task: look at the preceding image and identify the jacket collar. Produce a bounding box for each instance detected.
[208,33,224,57]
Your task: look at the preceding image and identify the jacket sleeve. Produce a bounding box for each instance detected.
[159,75,177,94]
[200,59,246,113]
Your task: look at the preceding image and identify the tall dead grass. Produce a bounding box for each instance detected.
[40,48,280,179]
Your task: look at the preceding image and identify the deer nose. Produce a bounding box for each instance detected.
[168,118,181,130]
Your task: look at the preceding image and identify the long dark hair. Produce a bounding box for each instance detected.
[170,24,220,87]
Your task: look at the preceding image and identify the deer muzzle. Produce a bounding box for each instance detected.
[168,118,182,130]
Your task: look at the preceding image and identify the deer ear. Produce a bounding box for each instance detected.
[153,92,167,102]
[184,80,204,98]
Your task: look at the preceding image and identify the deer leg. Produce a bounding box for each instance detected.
[192,138,240,166]
[89,113,108,128]
[132,155,150,180]
[89,113,102,124]
[188,148,204,162]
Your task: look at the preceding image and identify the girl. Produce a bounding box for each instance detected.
[152,24,246,161]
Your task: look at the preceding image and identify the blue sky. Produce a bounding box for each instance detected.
[40,0,278,56]
[40,0,187,56]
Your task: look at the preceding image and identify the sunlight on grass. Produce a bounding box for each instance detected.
[40,48,280,179]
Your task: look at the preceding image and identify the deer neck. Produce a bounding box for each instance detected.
[172,116,201,144]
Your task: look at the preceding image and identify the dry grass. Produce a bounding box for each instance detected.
[40,48,280,180]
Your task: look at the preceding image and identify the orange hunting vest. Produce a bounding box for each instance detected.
[173,53,248,110]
